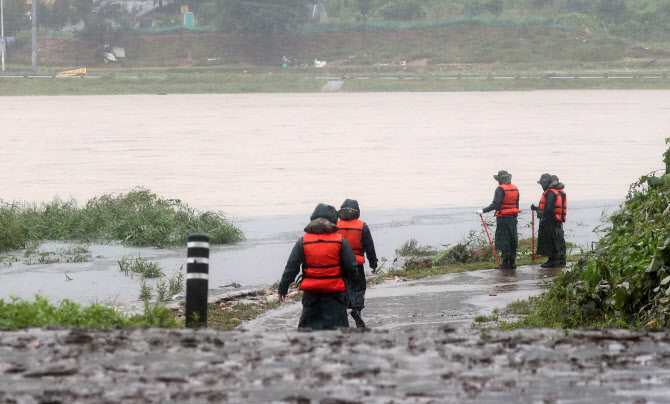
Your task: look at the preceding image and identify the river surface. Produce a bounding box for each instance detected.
[0,91,668,304]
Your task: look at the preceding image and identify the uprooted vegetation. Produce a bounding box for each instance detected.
[371,228,574,285]
[0,187,244,252]
[499,138,670,329]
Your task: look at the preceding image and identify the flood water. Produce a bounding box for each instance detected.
[1,91,668,304]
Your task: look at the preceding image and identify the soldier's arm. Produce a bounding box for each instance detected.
[361,223,378,269]
[340,239,360,284]
[482,187,504,213]
[278,238,304,297]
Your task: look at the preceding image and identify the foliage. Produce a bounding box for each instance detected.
[216,0,307,63]
[76,0,136,47]
[0,295,178,330]
[207,299,280,330]
[0,187,243,252]
[375,0,426,21]
[139,280,153,301]
[395,238,437,257]
[0,0,30,36]
[505,143,670,329]
[118,256,164,278]
[39,0,73,31]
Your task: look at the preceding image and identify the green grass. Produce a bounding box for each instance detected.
[369,236,582,286]
[206,300,282,330]
[1,72,669,96]
[0,187,244,252]
[0,295,178,330]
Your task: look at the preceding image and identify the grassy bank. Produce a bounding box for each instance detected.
[493,139,670,329]
[2,72,670,96]
[0,187,243,252]
[368,235,580,286]
[0,296,178,330]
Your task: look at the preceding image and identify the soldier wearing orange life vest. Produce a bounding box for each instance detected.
[337,199,378,328]
[531,173,566,268]
[477,170,520,269]
[278,203,359,330]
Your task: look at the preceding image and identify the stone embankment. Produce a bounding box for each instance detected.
[1,326,669,403]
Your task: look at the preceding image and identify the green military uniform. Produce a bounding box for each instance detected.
[278,203,359,330]
[480,170,519,269]
[533,174,566,268]
[338,199,378,328]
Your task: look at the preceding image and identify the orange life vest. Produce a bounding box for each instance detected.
[496,184,521,217]
[539,189,566,222]
[337,219,365,264]
[299,232,346,293]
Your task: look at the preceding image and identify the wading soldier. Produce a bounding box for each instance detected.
[278,203,359,330]
[337,199,378,328]
[531,173,567,268]
[477,170,520,269]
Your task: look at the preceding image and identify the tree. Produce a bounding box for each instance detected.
[356,0,373,31]
[39,0,73,31]
[375,0,425,21]
[217,0,307,64]
[1,0,29,36]
[75,0,136,50]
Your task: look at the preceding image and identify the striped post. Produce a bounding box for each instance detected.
[186,233,209,328]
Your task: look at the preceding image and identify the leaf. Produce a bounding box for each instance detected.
[646,256,661,272]
[661,275,670,286]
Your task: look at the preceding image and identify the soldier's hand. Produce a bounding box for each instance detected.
[530,204,538,211]
[476,209,484,215]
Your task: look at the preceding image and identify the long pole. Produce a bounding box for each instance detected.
[531,210,536,261]
[1,0,5,72]
[479,214,501,270]
[31,0,36,72]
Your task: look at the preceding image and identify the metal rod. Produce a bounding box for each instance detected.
[531,210,536,261]
[479,214,501,270]
[1,0,5,72]
[31,0,36,72]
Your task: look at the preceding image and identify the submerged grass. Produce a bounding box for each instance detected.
[370,235,581,286]
[0,295,178,330]
[0,187,243,252]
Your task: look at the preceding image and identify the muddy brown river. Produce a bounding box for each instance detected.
[0,91,668,304]
[1,91,669,403]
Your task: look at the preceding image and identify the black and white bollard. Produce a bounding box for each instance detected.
[186,233,209,328]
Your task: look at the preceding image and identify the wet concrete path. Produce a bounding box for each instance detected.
[245,264,563,331]
[3,265,670,403]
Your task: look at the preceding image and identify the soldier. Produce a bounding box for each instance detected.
[477,170,520,269]
[337,199,378,328]
[531,173,567,268]
[278,203,359,330]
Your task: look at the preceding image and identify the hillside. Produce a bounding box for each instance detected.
[7,24,670,70]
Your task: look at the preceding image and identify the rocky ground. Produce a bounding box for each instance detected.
[1,326,669,403]
[2,266,670,403]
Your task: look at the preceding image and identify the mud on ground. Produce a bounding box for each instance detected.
[1,326,669,403]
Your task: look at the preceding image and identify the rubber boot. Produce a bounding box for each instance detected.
[556,255,567,266]
[509,258,516,270]
[541,256,556,268]
[350,310,366,328]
